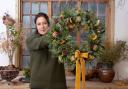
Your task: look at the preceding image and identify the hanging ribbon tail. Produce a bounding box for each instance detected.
[80,58,86,89]
[75,59,81,89]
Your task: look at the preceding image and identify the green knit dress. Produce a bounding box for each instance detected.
[26,33,67,89]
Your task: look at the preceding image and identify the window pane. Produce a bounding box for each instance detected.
[23,49,30,55]
[23,2,31,14]
[88,3,97,13]
[98,3,106,16]
[81,2,88,10]
[22,56,30,68]
[24,29,31,49]
[98,16,105,24]
[32,2,40,14]
[52,2,60,16]
[24,28,31,38]
[23,16,30,28]
[60,1,76,12]
[52,1,76,16]
[22,0,30,1]
[80,30,88,42]
[31,16,36,28]
[40,2,48,14]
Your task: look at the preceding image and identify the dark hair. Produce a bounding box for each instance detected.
[34,12,50,26]
[34,12,50,34]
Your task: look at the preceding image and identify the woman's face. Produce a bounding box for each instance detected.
[36,16,49,35]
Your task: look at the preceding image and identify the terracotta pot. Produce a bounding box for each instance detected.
[98,68,115,83]
[86,69,94,80]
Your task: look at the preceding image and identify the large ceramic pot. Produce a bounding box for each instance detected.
[98,68,115,83]
[1,70,19,81]
[0,65,19,81]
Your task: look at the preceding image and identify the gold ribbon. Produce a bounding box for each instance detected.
[75,50,88,89]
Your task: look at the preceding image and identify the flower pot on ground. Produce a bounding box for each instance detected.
[0,65,19,81]
[97,40,128,83]
[96,62,115,82]
[86,68,97,80]
[85,60,98,80]
[98,68,115,83]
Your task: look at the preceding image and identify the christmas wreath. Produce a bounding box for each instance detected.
[46,9,105,64]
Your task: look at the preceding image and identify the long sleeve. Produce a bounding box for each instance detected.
[26,34,48,51]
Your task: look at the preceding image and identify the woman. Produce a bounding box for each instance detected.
[26,12,67,89]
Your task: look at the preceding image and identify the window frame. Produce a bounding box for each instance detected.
[18,0,115,68]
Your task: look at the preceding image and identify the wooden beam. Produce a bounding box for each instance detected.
[110,0,115,46]
[81,0,109,3]
[48,0,52,17]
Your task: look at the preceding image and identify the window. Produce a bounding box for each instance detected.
[20,0,114,68]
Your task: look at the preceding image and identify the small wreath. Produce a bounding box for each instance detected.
[46,9,105,64]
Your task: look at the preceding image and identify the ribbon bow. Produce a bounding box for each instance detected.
[75,50,88,89]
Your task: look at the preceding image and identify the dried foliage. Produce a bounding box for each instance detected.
[0,13,24,64]
[98,40,128,65]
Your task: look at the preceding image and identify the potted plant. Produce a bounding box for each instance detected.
[0,13,23,81]
[97,40,127,68]
[1,13,23,66]
[97,40,127,83]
